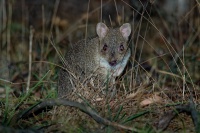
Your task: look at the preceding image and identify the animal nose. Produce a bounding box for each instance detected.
[109,60,117,66]
[111,51,115,57]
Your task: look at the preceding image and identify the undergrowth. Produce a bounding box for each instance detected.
[0,0,200,132]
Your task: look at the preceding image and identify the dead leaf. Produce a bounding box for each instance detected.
[126,92,137,99]
[140,94,162,107]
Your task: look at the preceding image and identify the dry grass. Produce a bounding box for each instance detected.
[0,0,200,132]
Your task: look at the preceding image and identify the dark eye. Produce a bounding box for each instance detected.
[102,43,108,51]
[119,44,124,51]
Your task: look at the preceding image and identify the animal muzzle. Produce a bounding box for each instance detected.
[109,60,117,66]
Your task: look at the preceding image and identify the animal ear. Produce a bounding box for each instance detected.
[96,22,108,40]
[120,23,131,41]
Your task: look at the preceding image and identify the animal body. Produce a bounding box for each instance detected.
[58,22,131,98]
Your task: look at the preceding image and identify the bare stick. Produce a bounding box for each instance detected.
[114,0,120,25]
[45,0,60,59]
[26,26,34,93]
[158,99,200,132]
[0,125,41,133]
[18,99,139,132]
[6,0,12,69]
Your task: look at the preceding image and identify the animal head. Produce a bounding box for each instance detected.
[96,22,131,67]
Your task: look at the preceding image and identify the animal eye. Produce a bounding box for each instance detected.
[119,44,124,51]
[102,43,108,51]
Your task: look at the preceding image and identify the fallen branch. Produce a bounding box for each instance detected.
[157,99,200,132]
[17,99,139,132]
[0,125,41,133]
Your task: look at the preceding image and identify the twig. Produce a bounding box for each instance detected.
[45,0,60,59]
[6,0,12,65]
[0,125,41,133]
[113,0,120,25]
[26,26,34,93]
[157,99,200,132]
[0,0,6,50]
[189,100,200,133]
[18,99,139,132]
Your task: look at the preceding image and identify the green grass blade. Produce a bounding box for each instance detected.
[6,70,50,125]
[15,70,51,110]
[2,86,10,125]
[122,110,149,124]
[113,105,123,121]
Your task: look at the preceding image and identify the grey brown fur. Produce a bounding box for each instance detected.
[58,22,131,98]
